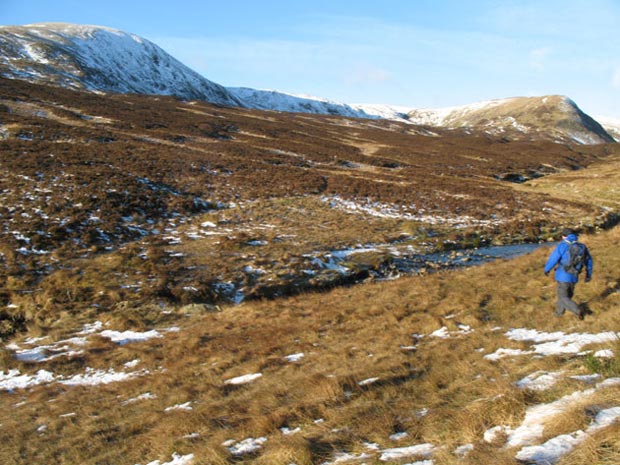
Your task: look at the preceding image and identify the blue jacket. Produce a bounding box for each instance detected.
[544,234,593,283]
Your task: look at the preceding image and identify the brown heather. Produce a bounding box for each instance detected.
[1,77,620,464]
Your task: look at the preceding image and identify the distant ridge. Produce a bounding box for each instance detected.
[228,87,377,118]
[406,96,615,145]
[0,22,616,145]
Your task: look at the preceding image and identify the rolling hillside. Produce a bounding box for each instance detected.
[0,23,616,146]
[407,96,615,145]
[1,75,618,331]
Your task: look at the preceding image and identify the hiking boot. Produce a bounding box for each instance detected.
[578,303,592,320]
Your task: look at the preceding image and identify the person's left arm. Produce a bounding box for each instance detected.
[585,247,593,281]
[544,244,563,275]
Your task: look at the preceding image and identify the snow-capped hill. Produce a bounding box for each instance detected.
[595,116,620,142]
[350,103,413,122]
[0,23,242,106]
[407,96,615,144]
[230,87,415,122]
[229,87,376,118]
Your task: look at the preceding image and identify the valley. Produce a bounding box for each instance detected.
[1,75,620,465]
[2,76,619,335]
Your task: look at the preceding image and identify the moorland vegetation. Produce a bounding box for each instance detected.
[1,77,620,464]
[1,77,619,335]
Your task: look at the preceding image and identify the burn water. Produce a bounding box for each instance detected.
[380,243,552,277]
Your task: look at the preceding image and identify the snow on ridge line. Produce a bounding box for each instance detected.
[229,87,381,119]
[3,23,615,143]
[407,97,519,126]
[0,23,242,106]
[21,22,131,38]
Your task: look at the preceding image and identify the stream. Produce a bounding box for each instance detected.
[229,242,555,302]
[373,242,552,278]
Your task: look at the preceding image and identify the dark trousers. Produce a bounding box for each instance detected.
[556,281,581,316]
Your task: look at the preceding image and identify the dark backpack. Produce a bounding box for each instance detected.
[563,242,588,275]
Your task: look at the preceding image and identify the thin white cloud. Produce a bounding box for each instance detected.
[529,47,552,71]
[485,0,620,40]
[347,64,392,85]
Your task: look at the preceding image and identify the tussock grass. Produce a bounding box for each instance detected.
[3,226,620,463]
[559,423,620,465]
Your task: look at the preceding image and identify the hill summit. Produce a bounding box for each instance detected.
[0,22,242,106]
[407,95,615,144]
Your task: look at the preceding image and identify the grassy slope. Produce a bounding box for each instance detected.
[1,224,619,464]
[520,154,620,211]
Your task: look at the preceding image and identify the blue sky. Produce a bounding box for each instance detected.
[3,0,620,117]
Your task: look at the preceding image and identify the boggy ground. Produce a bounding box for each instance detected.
[1,76,620,338]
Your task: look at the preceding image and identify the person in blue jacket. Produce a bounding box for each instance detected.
[544,228,593,319]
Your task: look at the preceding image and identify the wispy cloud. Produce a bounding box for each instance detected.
[347,64,392,85]
[484,0,620,40]
[529,47,552,71]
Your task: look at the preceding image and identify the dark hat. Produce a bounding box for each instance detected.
[561,227,576,237]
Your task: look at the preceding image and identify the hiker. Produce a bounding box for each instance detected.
[544,228,593,319]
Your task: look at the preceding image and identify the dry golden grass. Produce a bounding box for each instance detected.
[2,225,620,464]
[559,423,620,465]
[522,152,620,210]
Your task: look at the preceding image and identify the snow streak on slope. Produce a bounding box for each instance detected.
[0,23,242,106]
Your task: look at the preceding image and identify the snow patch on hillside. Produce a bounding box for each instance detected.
[322,195,502,228]
[3,317,620,465]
